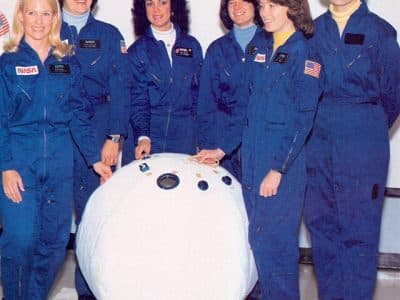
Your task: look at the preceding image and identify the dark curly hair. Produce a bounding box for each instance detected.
[220,0,264,30]
[58,0,98,11]
[267,0,314,37]
[132,0,190,37]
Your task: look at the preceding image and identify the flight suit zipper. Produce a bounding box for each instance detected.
[43,68,48,177]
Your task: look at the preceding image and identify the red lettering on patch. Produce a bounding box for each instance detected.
[16,66,39,75]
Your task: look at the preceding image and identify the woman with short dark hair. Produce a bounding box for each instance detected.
[195,0,264,182]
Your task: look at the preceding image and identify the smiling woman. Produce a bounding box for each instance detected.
[58,0,131,298]
[0,0,112,299]
[121,0,203,166]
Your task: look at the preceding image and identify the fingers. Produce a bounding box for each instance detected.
[4,183,23,203]
[135,147,143,160]
[192,150,218,164]
[99,166,112,180]
[102,141,119,166]
[17,176,25,192]
[102,153,118,166]
[259,184,278,198]
[93,162,113,183]
[3,171,24,203]
[135,144,151,160]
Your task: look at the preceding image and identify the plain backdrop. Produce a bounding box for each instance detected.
[0,0,399,252]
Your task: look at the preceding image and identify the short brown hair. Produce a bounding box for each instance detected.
[270,0,314,37]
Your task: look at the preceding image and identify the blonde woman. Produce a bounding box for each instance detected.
[0,0,111,298]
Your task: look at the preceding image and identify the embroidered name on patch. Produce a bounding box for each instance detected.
[304,60,321,78]
[274,52,289,64]
[49,64,71,74]
[16,66,39,75]
[344,33,365,45]
[80,39,101,49]
[175,47,193,57]
[254,53,266,63]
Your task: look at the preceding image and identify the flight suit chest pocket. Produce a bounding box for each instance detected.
[48,65,74,112]
[78,39,103,73]
[265,118,286,130]
[344,44,375,71]
[14,75,39,102]
[266,54,292,91]
[86,54,103,75]
[146,70,164,106]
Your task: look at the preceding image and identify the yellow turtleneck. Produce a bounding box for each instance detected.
[273,29,296,52]
[330,0,362,36]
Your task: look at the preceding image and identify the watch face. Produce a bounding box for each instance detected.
[108,135,121,143]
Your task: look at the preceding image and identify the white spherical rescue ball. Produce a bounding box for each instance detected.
[76,153,257,300]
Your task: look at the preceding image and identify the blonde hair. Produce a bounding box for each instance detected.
[3,0,72,59]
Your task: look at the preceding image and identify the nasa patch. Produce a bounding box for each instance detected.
[16,66,39,76]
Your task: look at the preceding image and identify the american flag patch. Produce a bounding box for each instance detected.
[304,60,321,78]
[254,53,266,63]
[120,40,127,54]
[0,11,10,37]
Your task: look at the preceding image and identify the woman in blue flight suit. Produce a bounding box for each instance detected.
[59,0,130,298]
[242,0,322,298]
[0,0,111,299]
[195,0,264,182]
[121,0,203,164]
[305,1,400,299]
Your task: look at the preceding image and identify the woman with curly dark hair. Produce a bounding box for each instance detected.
[195,0,265,183]
[122,0,202,164]
[240,0,322,298]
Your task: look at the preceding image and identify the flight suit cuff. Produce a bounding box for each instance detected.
[86,154,102,168]
[270,159,287,175]
[0,160,15,172]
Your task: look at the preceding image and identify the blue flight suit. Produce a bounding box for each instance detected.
[0,40,100,300]
[242,31,322,299]
[61,14,130,297]
[121,25,203,165]
[305,2,400,299]
[197,27,265,182]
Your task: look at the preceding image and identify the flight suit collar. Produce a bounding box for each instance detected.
[145,22,182,41]
[326,0,369,23]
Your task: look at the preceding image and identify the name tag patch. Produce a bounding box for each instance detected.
[175,47,193,57]
[49,64,71,74]
[16,66,39,75]
[247,46,258,56]
[80,39,101,49]
[344,33,365,45]
[274,52,289,64]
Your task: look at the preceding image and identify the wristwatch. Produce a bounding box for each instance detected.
[106,135,121,143]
